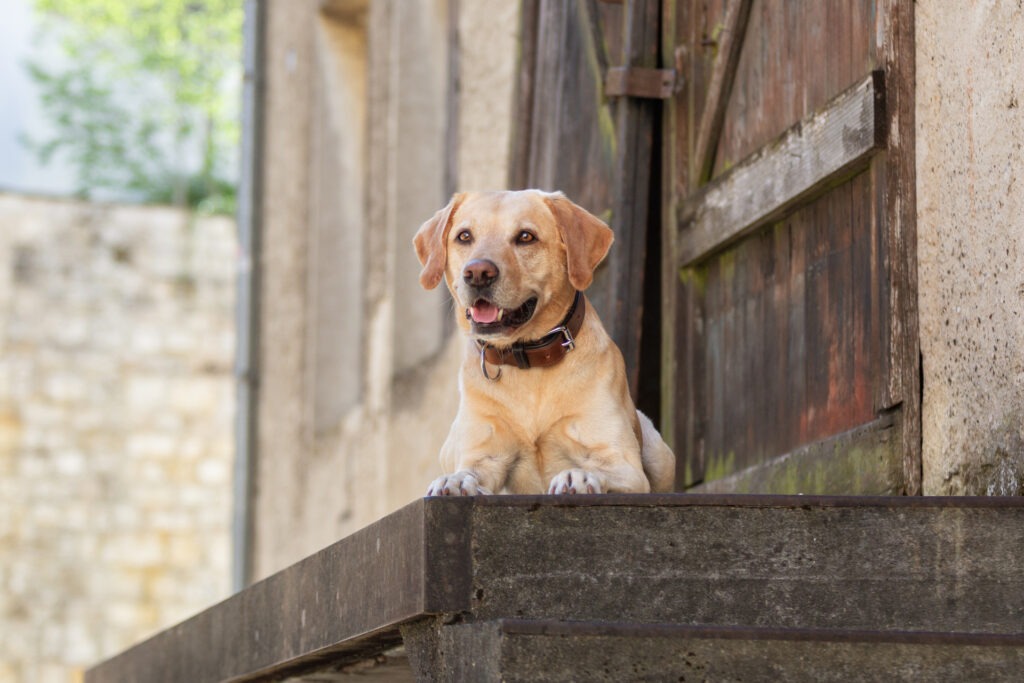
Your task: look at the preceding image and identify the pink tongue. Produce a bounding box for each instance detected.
[470,301,500,324]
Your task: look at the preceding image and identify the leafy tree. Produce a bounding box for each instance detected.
[23,0,243,213]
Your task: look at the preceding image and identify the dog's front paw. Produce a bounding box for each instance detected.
[547,469,603,494]
[425,470,492,497]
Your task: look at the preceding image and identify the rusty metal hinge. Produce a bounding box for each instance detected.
[605,66,679,99]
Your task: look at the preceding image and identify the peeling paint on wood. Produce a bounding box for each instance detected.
[666,1,917,493]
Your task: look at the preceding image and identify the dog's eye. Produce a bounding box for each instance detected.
[516,230,536,244]
[455,230,473,243]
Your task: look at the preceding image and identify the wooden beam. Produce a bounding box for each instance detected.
[875,0,920,495]
[508,0,541,189]
[691,0,752,185]
[607,0,661,397]
[690,414,901,494]
[584,0,610,76]
[677,72,885,267]
[605,66,677,99]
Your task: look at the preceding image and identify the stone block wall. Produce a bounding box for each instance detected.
[0,194,235,682]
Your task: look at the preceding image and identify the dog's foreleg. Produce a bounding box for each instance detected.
[425,417,518,496]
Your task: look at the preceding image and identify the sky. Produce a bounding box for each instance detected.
[0,0,77,196]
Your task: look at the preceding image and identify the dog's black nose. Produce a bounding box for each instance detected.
[463,259,499,287]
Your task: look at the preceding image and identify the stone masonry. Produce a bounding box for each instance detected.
[0,193,235,682]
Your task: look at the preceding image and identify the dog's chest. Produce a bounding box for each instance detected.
[483,367,588,433]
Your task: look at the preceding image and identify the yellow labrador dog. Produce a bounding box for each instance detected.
[415,190,675,495]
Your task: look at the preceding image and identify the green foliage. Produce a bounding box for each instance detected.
[24,0,243,213]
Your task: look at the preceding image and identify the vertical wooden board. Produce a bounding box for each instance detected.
[685,0,728,187]
[768,221,792,457]
[664,0,703,468]
[851,169,873,419]
[672,272,690,483]
[748,227,771,460]
[877,0,920,493]
[512,0,667,383]
[667,1,727,471]
[712,0,875,176]
[785,212,807,453]
[700,260,718,479]
[661,0,682,458]
[606,0,660,392]
[509,0,541,191]
[825,177,852,435]
[803,194,829,443]
[519,1,619,215]
[806,197,825,444]
[738,233,757,459]
[870,157,891,412]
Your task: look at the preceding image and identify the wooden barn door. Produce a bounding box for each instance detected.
[662,0,919,493]
[510,0,665,410]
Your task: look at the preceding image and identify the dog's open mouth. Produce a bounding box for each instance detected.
[467,297,538,334]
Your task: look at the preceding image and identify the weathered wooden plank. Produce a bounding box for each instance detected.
[508,0,540,190]
[509,0,626,355]
[606,0,660,395]
[604,66,676,98]
[513,0,655,397]
[692,413,902,495]
[714,0,876,176]
[659,0,684,457]
[583,0,610,75]
[876,0,921,494]
[677,72,884,267]
[691,0,752,183]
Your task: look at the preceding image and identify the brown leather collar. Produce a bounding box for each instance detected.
[477,291,585,376]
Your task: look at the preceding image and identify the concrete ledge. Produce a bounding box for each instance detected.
[87,494,1024,683]
[87,499,471,683]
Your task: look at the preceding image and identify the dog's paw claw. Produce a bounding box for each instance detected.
[425,471,491,497]
[547,469,603,495]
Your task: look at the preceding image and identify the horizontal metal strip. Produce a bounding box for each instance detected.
[678,71,885,267]
[497,619,1024,646]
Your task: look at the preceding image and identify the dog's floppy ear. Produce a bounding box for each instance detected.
[544,193,614,291]
[413,193,464,290]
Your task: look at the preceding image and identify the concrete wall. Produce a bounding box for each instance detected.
[917,1,1024,495]
[251,0,520,579]
[0,194,235,681]
[250,0,1024,580]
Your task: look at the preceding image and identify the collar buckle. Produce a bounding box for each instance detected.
[547,324,576,352]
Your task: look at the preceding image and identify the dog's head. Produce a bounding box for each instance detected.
[413,190,613,345]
